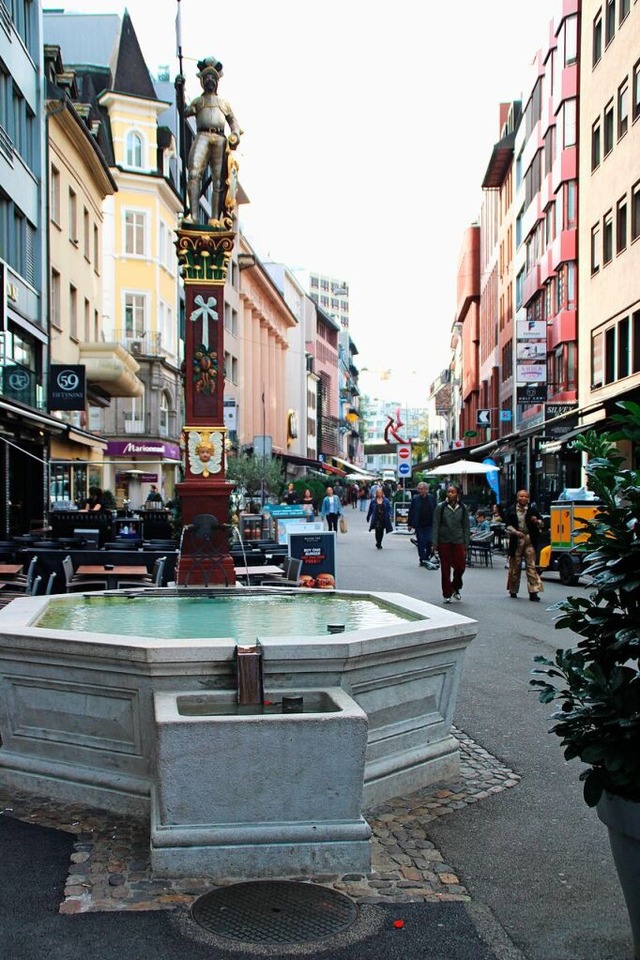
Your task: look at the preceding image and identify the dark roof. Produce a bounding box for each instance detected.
[111,10,157,101]
[482,131,515,189]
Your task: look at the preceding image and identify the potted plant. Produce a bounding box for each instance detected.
[531,400,640,958]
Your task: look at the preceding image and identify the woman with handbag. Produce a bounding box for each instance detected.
[366,486,393,549]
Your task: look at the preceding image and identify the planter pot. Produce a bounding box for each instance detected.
[597,791,640,960]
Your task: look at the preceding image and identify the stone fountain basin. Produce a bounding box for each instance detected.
[0,588,477,813]
[151,687,371,878]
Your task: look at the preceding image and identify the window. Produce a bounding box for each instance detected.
[591,223,601,273]
[620,0,630,23]
[543,126,556,175]
[564,14,578,65]
[593,11,603,66]
[605,0,616,45]
[51,268,61,329]
[634,310,640,373]
[592,119,601,169]
[605,327,616,383]
[124,211,146,256]
[618,80,629,138]
[617,195,628,252]
[93,224,99,273]
[563,99,577,147]
[50,165,60,224]
[84,297,91,340]
[516,268,524,309]
[604,100,614,155]
[124,292,146,336]
[126,131,143,168]
[618,316,630,379]
[69,284,78,339]
[592,331,604,387]
[634,60,640,122]
[83,207,90,260]
[565,180,577,229]
[68,188,77,243]
[603,210,613,264]
[632,181,640,241]
[159,393,169,436]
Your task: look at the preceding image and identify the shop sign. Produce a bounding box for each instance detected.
[106,440,181,459]
[49,365,86,411]
[3,365,34,404]
[545,403,578,419]
[517,383,547,404]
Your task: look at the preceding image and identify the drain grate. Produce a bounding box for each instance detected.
[191,880,359,944]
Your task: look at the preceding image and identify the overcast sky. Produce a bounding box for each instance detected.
[44,0,561,405]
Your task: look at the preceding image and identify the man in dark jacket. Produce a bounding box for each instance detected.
[504,489,544,600]
[408,482,437,568]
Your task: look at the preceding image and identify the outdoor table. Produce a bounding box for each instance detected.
[233,564,285,584]
[75,564,149,591]
[0,564,24,578]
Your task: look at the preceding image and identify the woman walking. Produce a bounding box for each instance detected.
[367,486,393,548]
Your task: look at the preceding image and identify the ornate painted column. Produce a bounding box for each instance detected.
[174,228,237,584]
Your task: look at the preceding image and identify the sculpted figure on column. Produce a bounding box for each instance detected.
[182,56,242,224]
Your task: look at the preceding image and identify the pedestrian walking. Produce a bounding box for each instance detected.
[320,486,342,533]
[432,484,471,602]
[366,486,393,548]
[504,489,545,601]
[408,481,438,568]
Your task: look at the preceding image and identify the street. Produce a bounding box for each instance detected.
[338,508,631,960]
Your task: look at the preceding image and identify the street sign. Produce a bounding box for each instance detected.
[500,409,512,422]
[397,461,411,478]
[477,409,491,427]
[464,430,478,437]
[397,443,412,460]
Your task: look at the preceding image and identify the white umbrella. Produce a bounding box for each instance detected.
[426,459,500,475]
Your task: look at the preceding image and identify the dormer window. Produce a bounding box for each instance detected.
[126,130,144,168]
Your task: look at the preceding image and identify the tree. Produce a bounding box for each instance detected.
[226,454,284,500]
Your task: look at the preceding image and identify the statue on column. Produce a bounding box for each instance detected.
[181,56,242,225]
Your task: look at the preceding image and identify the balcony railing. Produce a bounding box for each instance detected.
[111,330,163,357]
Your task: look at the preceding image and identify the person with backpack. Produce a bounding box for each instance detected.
[432,484,471,602]
[408,482,437,569]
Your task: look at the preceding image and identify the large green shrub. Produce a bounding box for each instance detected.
[531,401,640,806]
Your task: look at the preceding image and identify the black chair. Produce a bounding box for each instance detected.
[260,556,303,587]
[62,555,108,592]
[116,556,166,590]
[469,536,494,567]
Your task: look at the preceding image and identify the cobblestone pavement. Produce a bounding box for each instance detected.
[0,727,519,915]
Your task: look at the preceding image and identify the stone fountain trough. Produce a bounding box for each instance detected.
[152,687,370,877]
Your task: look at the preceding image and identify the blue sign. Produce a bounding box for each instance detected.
[397,462,411,477]
[500,409,512,421]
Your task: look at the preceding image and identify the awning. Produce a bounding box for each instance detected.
[330,455,376,479]
[67,428,108,450]
[0,398,66,434]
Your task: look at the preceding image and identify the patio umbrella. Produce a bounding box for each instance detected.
[426,459,500,475]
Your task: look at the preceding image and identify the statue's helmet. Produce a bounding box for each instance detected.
[197,56,223,85]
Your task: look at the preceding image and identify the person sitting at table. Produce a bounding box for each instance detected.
[473,510,492,537]
[490,503,505,524]
[79,486,105,512]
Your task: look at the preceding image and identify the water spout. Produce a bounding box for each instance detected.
[236,641,264,705]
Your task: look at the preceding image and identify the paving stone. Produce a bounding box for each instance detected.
[0,724,519,914]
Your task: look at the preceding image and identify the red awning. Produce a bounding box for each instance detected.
[320,463,346,476]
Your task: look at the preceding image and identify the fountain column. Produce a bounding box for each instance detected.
[174,229,236,584]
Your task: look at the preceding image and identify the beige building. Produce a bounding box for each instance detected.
[236,235,297,455]
[578,0,640,434]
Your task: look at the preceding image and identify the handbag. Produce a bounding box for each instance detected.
[339,515,348,534]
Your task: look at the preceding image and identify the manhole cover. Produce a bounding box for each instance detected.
[191,880,358,944]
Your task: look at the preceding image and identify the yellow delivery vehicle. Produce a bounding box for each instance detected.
[538,489,601,585]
